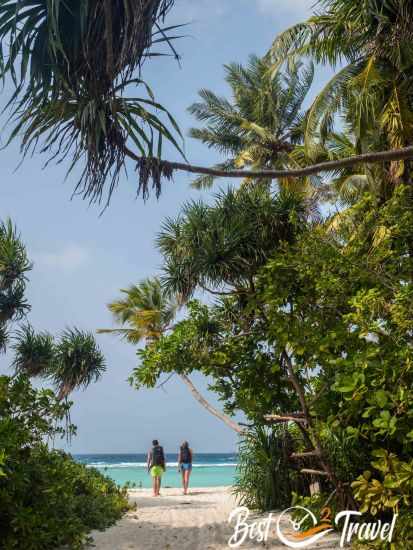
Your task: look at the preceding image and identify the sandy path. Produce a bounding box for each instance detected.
[91,487,342,550]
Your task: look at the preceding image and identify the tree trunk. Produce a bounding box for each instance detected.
[280,350,357,510]
[179,374,244,434]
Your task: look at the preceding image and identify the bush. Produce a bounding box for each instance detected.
[233,425,307,512]
[0,375,129,549]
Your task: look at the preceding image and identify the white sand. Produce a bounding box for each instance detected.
[91,487,342,549]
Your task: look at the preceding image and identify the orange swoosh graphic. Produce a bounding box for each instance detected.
[292,522,333,540]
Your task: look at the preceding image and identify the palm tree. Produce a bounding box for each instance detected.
[98,277,243,433]
[98,278,179,343]
[269,0,413,185]
[188,55,320,193]
[0,1,184,205]
[12,325,106,401]
[1,3,412,202]
[0,220,31,351]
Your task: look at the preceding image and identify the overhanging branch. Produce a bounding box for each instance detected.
[127,146,413,187]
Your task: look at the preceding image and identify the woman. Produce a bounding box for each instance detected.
[178,441,193,495]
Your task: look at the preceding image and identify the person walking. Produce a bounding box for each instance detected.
[147,439,165,496]
[178,441,193,495]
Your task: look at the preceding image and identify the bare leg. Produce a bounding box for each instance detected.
[154,476,161,496]
[152,475,157,496]
[181,469,185,494]
[158,474,162,496]
[184,470,191,494]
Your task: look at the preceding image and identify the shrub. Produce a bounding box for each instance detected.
[0,375,129,549]
[233,425,307,512]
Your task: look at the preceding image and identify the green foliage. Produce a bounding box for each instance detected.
[269,0,413,193]
[257,185,413,530]
[352,449,413,516]
[98,277,180,344]
[53,328,106,400]
[134,300,298,421]
[0,220,31,331]
[234,426,305,512]
[12,324,55,377]
[0,1,184,204]
[158,185,310,299]
[188,55,317,191]
[12,325,106,400]
[0,219,118,547]
[319,426,370,487]
[0,375,129,550]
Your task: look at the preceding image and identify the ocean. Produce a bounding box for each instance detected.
[74,453,237,488]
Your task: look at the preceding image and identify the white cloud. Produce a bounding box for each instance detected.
[34,244,90,271]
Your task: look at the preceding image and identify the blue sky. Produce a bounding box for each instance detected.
[0,0,329,453]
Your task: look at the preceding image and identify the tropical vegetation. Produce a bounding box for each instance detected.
[2,0,413,548]
[98,2,413,548]
[0,375,129,549]
[0,0,184,205]
[0,221,128,549]
[188,56,317,192]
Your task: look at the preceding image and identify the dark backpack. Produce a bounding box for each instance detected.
[181,446,191,464]
[152,445,164,466]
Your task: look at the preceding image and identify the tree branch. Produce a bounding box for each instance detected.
[301,468,329,477]
[126,145,413,180]
[264,413,307,423]
[156,372,175,390]
[290,450,321,459]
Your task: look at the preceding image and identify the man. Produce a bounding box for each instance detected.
[147,439,165,496]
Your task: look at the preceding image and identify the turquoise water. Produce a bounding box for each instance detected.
[75,453,237,488]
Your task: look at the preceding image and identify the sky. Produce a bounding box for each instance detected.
[0,0,330,454]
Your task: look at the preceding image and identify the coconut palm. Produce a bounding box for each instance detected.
[12,325,106,400]
[98,277,179,343]
[0,0,184,205]
[98,277,243,433]
[188,55,319,193]
[269,0,413,184]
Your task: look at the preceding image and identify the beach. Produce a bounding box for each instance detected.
[91,487,342,549]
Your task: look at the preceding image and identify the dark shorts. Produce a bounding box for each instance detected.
[181,463,192,471]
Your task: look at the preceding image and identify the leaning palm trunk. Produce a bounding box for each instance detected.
[179,374,243,434]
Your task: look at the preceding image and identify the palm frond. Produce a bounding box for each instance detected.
[0,0,184,204]
[53,328,106,399]
[99,277,180,345]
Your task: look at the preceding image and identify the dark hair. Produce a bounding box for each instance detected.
[181,441,189,449]
[152,439,159,446]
